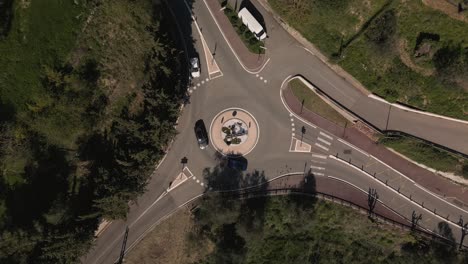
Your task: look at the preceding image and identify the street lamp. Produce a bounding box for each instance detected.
[300,126,306,146]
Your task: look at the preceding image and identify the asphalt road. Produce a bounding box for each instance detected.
[82,0,468,263]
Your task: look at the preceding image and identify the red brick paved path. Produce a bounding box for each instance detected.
[205,0,267,71]
[283,86,468,205]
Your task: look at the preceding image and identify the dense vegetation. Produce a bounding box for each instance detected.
[189,194,467,263]
[269,0,468,120]
[0,0,187,262]
[0,0,13,38]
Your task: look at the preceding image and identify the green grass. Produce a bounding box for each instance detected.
[380,135,468,178]
[289,78,349,126]
[0,0,88,110]
[269,0,468,120]
[269,0,388,57]
[223,5,265,54]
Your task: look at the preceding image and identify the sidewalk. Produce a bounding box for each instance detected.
[283,86,468,206]
[204,0,267,71]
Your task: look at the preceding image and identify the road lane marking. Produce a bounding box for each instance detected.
[310,165,325,170]
[310,160,327,164]
[317,137,331,145]
[312,154,327,159]
[311,172,325,176]
[315,143,329,151]
[319,131,333,140]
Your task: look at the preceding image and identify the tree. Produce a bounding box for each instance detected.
[367,188,379,218]
[433,42,467,79]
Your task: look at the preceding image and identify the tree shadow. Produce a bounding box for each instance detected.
[287,169,317,209]
[5,138,73,228]
[0,0,14,38]
[429,221,457,263]
[0,98,15,123]
[79,59,100,86]
[163,0,199,85]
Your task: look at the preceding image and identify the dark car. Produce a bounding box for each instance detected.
[194,119,209,149]
[227,157,248,171]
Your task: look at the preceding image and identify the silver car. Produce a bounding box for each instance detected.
[190,57,200,78]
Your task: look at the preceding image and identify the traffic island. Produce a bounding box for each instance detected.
[210,108,259,156]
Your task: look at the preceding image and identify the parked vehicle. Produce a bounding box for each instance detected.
[227,157,248,171]
[238,8,267,40]
[194,119,208,149]
[190,57,200,78]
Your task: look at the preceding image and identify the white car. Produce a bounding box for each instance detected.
[190,57,200,78]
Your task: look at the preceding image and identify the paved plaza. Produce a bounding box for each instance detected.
[210,108,259,156]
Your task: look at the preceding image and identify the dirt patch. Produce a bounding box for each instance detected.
[422,0,468,22]
[398,39,435,76]
[124,208,213,264]
[352,121,380,142]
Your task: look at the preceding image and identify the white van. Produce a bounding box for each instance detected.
[238,8,267,41]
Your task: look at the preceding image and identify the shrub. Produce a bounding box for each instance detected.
[365,9,397,44]
[433,42,467,78]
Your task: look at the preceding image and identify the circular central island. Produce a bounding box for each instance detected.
[210,108,259,156]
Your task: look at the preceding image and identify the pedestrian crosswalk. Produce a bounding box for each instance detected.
[309,152,328,177]
[314,131,333,152]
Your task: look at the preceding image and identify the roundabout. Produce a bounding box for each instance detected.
[210,108,260,156]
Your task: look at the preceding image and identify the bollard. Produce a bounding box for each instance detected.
[398,187,400,193]
[373,172,376,178]
[422,202,424,208]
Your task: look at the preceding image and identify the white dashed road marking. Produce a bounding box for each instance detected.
[319,131,333,140]
[310,165,325,170]
[317,137,331,145]
[315,143,330,151]
[312,154,327,159]
[311,172,325,176]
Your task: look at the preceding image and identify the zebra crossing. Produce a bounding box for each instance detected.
[314,131,333,152]
[309,153,328,176]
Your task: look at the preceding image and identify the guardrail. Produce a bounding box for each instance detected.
[212,185,464,249]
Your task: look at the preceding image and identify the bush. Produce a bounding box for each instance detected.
[365,9,397,44]
[462,165,468,179]
[433,42,467,78]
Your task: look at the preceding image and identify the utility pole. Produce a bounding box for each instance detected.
[117,226,129,264]
[181,156,188,170]
[300,99,305,114]
[300,126,306,146]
